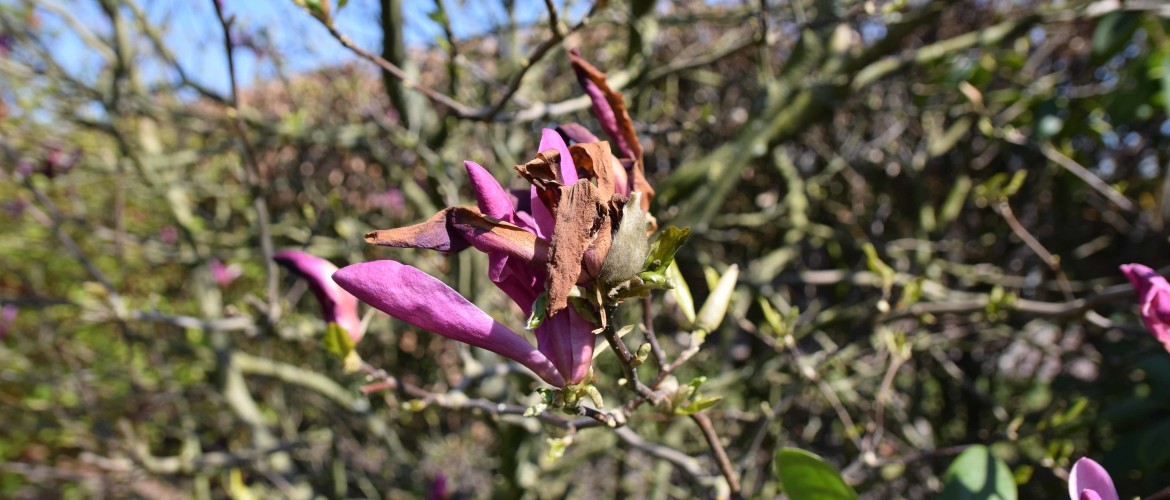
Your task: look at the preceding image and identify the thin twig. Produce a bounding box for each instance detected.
[211,0,279,322]
[691,412,742,497]
[603,305,658,401]
[642,296,669,370]
[993,200,1075,300]
[1039,142,1137,213]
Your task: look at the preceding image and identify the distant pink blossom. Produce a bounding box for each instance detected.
[159,226,178,245]
[1120,263,1170,353]
[428,472,448,500]
[368,188,406,217]
[0,304,15,338]
[274,251,362,342]
[210,260,242,287]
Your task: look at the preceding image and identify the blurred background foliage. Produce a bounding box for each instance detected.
[2,0,1170,497]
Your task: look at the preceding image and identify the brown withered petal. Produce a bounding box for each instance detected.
[515,148,568,214]
[366,207,547,265]
[570,142,618,200]
[365,208,467,253]
[545,180,611,317]
[567,49,655,212]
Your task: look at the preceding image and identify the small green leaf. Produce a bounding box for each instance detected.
[323,322,355,358]
[667,260,696,325]
[527,291,549,330]
[774,448,858,500]
[524,402,548,417]
[940,445,1017,500]
[643,226,692,274]
[862,243,895,290]
[687,376,708,392]
[635,343,652,364]
[427,8,448,25]
[675,395,722,416]
[546,436,572,461]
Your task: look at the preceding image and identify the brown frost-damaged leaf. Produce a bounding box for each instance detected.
[568,49,654,212]
[546,180,612,317]
[366,206,547,264]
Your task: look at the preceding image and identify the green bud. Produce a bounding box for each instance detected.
[600,192,651,285]
[635,343,652,365]
[695,264,739,332]
[586,386,604,408]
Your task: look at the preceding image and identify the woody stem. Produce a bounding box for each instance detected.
[602,304,656,401]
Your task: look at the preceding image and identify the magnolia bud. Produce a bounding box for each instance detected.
[600,192,650,285]
[695,264,739,332]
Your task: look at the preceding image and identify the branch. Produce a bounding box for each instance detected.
[691,412,742,497]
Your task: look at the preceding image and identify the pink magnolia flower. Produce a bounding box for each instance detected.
[1119,263,1170,352]
[274,250,362,343]
[334,52,655,388]
[209,259,242,287]
[334,131,598,388]
[1069,457,1118,500]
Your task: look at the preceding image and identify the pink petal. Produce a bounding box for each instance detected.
[1069,458,1118,500]
[539,128,578,185]
[1120,263,1170,351]
[556,123,600,144]
[534,305,596,386]
[464,161,515,220]
[488,253,543,316]
[333,260,565,387]
[569,48,633,160]
[274,251,363,342]
[528,186,555,240]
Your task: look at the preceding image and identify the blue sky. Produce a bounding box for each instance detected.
[37,0,592,99]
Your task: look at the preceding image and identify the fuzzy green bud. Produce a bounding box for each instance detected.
[600,192,651,285]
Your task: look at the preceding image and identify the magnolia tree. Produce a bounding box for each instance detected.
[7,0,1170,498]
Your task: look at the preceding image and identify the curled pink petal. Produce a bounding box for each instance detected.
[534,305,596,385]
[1069,458,1118,500]
[274,251,363,343]
[333,260,565,387]
[557,123,600,144]
[1120,263,1170,352]
[569,48,633,160]
[464,161,515,220]
[539,128,578,185]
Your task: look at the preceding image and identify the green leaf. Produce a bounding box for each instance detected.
[1092,12,1140,60]
[527,291,549,330]
[774,448,858,500]
[643,226,691,275]
[674,395,722,416]
[323,322,355,358]
[1160,51,1170,121]
[862,243,895,290]
[666,260,696,325]
[939,445,1017,500]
